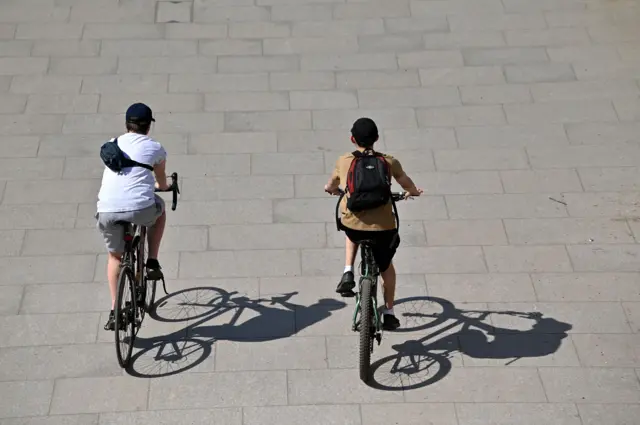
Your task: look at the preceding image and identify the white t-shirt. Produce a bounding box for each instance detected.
[97,132,167,213]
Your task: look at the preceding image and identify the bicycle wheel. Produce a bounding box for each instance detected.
[151,286,231,323]
[369,348,451,391]
[391,296,455,333]
[359,277,374,382]
[127,337,211,378]
[115,264,137,368]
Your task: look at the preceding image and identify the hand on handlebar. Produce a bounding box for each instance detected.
[154,172,180,210]
[405,187,424,199]
[324,184,341,196]
[154,172,178,192]
[154,181,171,191]
[329,187,415,201]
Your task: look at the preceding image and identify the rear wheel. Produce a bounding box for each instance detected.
[115,264,136,368]
[359,277,374,382]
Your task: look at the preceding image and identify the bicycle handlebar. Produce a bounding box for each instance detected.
[330,188,408,232]
[154,172,180,211]
[334,188,409,202]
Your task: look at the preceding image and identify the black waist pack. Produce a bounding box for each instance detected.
[100,137,153,172]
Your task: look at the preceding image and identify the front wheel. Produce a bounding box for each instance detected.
[115,265,136,368]
[359,277,374,382]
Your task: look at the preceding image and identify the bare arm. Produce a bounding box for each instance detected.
[324,159,341,195]
[390,158,423,197]
[324,174,340,195]
[395,172,423,197]
[153,159,170,191]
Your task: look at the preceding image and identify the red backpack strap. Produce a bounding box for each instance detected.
[346,152,360,194]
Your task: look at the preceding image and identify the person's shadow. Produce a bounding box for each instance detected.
[126,288,346,378]
[455,314,572,362]
[369,296,573,391]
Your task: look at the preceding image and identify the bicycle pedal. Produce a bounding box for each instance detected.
[339,290,356,298]
[375,333,382,345]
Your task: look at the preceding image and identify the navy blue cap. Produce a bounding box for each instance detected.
[125,103,155,123]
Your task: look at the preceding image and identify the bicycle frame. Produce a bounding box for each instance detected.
[123,225,143,278]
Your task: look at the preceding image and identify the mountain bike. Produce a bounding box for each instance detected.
[332,188,407,382]
[114,172,180,368]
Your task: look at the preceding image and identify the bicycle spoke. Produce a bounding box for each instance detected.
[128,337,209,378]
[392,296,449,333]
[371,350,449,391]
[153,287,230,323]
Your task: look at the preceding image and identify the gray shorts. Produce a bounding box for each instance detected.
[96,195,165,253]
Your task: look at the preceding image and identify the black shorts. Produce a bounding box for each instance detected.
[344,228,400,272]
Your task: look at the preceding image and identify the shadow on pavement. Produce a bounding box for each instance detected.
[126,288,571,387]
[126,286,346,378]
[369,296,572,391]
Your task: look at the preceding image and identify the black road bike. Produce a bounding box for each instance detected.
[114,172,180,368]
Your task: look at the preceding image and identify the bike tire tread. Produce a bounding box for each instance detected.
[115,265,136,368]
[359,277,374,382]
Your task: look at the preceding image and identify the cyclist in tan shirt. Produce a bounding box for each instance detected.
[324,118,423,330]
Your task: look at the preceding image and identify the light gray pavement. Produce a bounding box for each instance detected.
[1,0,640,423]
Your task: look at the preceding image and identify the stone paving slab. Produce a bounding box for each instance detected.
[99,409,242,425]
[455,403,582,425]
[1,0,640,423]
[50,377,149,415]
[244,405,362,425]
[0,344,122,382]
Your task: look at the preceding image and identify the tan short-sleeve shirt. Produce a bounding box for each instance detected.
[331,151,405,231]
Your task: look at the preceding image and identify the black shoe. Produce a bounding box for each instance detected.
[336,271,355,296]
[382,314,400,331]
[145,258,163,281]
[104,310,115,331]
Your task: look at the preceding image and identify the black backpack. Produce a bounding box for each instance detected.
[345,150,392,212]
[100,137,153,173]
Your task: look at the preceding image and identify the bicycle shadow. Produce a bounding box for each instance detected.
[369,296,572,391]
[126,286,346,378]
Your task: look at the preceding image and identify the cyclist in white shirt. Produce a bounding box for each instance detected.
[96,103,170,331]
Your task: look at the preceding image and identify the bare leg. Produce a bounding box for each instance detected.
[380,262,396,310]
[107,252,122,309]
[337,235,359,293]
[147,211,166,260]
[345,235,358,268]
